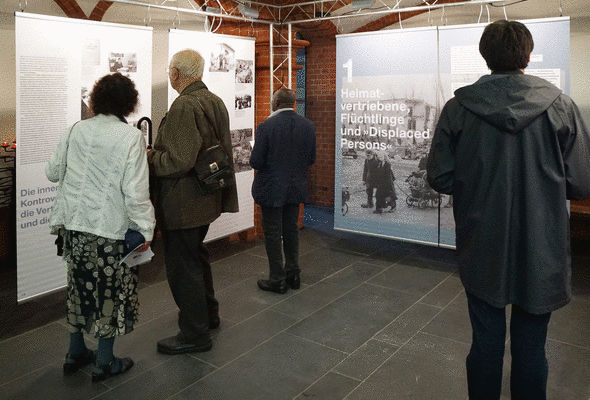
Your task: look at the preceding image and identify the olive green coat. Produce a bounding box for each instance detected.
[149,81,239,230]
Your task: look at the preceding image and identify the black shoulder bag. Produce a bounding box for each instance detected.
[192,98,236,196]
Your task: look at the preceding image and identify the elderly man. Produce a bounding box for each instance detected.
[148,49,238,354]
[427,20,590,399]
[250,88,316,294]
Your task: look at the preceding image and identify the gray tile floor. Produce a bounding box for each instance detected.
[1,206,590,399]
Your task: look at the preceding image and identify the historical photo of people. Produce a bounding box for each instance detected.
[339,75,454,234]
[235,59,253,83]
[231,128,253,173]
[209,43,235,73]
[108,53,137,74]
[235,93,252,110]
[81,86,93,120]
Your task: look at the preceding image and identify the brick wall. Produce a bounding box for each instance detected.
[214,23,338,237]
[304,35,337,209]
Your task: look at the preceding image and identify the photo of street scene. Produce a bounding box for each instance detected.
[338,76,454,235]
[231,128,252,172]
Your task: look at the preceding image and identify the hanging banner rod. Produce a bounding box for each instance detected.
[108,0,527,25]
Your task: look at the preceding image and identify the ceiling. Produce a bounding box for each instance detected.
[3,0,590,34]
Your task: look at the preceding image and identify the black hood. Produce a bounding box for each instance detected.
[454,72,562,133]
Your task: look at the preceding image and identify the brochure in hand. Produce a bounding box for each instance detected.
[120,229,154,267]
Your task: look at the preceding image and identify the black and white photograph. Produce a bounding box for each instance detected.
[235,59,253,83]
[209,43,235,73]
[108,52,137,73]
[235,93,252,110]
[230,128,252,173]
[339,76,454,235]
[80,86,92,120]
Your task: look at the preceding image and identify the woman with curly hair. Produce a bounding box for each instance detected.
[46,73,155,383]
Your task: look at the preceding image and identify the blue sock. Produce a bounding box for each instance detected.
[96,337,115,366]
[68,332,87,356]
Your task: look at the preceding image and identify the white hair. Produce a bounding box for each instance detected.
[170,49,204,79]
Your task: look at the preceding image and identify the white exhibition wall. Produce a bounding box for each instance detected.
[334,18,571,248]
[14,17,257,302]
[15,12,153,302]
[168,30,256,242]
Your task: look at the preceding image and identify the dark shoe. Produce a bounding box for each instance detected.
[360,203,373,208]
[209,315,221,330]
[63,349,95,375]
[157,335,213,355]
[286,274,300,290]
[373,208,383,214]
[257,279,288,294]
[91,357,134,383]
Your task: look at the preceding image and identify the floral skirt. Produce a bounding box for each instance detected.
[62,230,139,338]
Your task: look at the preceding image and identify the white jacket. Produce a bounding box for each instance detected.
[46,114,155,241]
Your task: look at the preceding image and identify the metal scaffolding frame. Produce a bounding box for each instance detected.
[106,0,527,109]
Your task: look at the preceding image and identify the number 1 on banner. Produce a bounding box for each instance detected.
[343,59,352,82]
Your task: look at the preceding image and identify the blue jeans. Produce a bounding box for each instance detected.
[465,292,551,400]
[260,204,300,282]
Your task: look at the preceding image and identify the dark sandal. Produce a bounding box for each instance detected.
[63,349,95,375]
[91,357,134,383]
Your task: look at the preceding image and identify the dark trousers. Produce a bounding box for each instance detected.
[260,204,301,282]
[465,292,551,400]
[365,187,375,206]
[162,225,218,344]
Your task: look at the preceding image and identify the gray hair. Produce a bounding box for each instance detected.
[170,49,205,79]
[272,88,296,111]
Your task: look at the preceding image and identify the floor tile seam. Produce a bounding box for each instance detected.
[411,253,458,268]
[88,355,220,400]
[242,252,267,261]
[298,243,331,257]
[361,250,420,280]
[272,279,391,334]
[313,255,385,285]
[291,367,364,400]
[0,363,57,389]
[186,352,223,369]
[415,300,445,309]
[363,281,427,297]
[418,283,466,326]
[353,260,389,270]
[365,247,418,262]
[211,243,267,265]
[323,297,435,385]
[282,330,352,356]
[545,336,590,351]
[176,314,339,396]
[329,247,374,257]
[334,275,464,387]
[419,331,473,347]
[0,319,64,345]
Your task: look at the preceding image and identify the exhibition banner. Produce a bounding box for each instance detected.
[336,27,441,246]
[15,12,152,302]
[335,18,570,247]
[168,30,255,242]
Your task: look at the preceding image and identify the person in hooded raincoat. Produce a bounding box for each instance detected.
[427,20,590,400]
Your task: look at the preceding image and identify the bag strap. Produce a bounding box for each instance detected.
[185,93,222,147]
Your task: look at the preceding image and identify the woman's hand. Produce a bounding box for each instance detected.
[137,241,152,252]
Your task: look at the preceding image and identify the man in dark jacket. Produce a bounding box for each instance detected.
[250,88,316,294]
[148,49,239,355]
[361,150,378,208]
[427,20,590,400]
